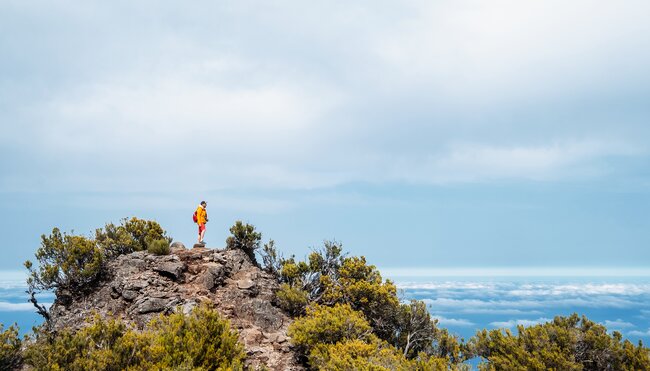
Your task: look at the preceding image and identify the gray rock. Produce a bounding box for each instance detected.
[237,279,256,290]
[122,289,138,301]
[170,241,186,250]
[125,280,149,291]
[137,298,167,314]
[203,263,228,290]
[154,262,186,280]
[150,291,169,298]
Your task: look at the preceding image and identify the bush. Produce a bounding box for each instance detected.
[260,239,283,276]
[0,324,22,370]
[290,305,459,371]
[226,221,262,264]
[321,256,401,342]
[277,242,450,361]
[96,217,171,257]
[469,313,650,370]
[395,300,437,358]
[147,303,245,369]
[309,339,411,371]
[146,238,170,256]
[275,283,309,316]
[24,314,152,370]
[24,303,245,370]
[288,303,372,355]
[25,218,172,301]
[25,228,104,296]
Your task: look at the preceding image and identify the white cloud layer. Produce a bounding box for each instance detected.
[1,0,649,192]
[432,316,475,327]
[490,317,552,328]
[0,301,51,312]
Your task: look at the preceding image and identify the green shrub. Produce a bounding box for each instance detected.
[288,303,372,355]
[276,283,309,316]
[146,238,170,256]
[0,324,22,370]
[226,221,262,264]
[24,314,153,370]
[309,339,411,371]
[321,256,400,342]
[277,241,449,361]
[96,217,171,257]
[147,303,245,370]
[260,239,283,276]
[291,306,459,371]
[395,300,437,358]
[24,303,245,370]
[25,228,104,296]
[469,313,650,370]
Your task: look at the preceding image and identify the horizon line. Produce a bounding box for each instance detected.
[379,267,650,277]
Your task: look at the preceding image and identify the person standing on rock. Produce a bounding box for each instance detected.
[195,201,208,245]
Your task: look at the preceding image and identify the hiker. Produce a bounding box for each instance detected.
[195,201,208,245]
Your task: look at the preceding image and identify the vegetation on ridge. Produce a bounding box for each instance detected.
[2,219,648,370]
[24,303,244,370]
[25,217,171,302]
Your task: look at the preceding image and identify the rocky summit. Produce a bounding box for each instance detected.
[47,244,303,370]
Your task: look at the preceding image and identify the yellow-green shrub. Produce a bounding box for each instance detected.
[470,313,650,370]
[146,238,170,256]
[321,256,400,341]
[96,217,171,257]
[24,303,245,370]
[0,324,22,370]
[309,339,412,371]
[25,228,104,295]
[276,283,309,316]
[226,221,262,264]
[24,315,152,370]
[288,303,372,354]
[147,303,245,369]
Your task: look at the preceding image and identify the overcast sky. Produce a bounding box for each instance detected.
[1,1,649,270]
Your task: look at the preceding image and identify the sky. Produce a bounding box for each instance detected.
[1,1,649,271]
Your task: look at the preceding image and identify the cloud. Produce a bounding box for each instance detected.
[490,317,551,328]
[0,301,51,312]
[432,316,475,327]
[1,1,649,193]
[407,279,650,316]
[629,329,650,337]
[603,319,635,330]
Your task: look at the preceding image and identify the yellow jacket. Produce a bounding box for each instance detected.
[196,206,207,225]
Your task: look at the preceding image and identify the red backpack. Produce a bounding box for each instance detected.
[192,211,198,223]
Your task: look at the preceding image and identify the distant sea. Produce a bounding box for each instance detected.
[2,270,650,346]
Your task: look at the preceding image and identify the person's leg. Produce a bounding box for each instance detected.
[198,225,202,243]
[200,225,206,243]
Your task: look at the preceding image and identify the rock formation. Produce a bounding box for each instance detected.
[46,244,303,370]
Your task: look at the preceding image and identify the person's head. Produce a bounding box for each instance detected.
[200,201,207,208]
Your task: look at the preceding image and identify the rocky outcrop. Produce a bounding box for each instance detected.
[47,246,302,370]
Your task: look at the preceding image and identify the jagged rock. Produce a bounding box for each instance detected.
[122,289,138,301]
[125,280,149,291]
[46,246,303,370]
[154,261,186,280]
[137,298,168,314]
[203,263,227,290]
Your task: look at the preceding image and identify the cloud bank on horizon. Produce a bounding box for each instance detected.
[399,278,650,341]
[1,0,649,193]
